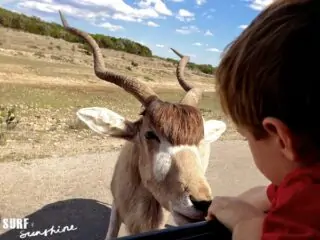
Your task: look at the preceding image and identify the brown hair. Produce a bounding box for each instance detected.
[216,0,320,148]
[144,99,204,145]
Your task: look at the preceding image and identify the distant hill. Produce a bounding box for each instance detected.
[0,7,216,74]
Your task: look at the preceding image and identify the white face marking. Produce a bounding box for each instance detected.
[153,141,202,182]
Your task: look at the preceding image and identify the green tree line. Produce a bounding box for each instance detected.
[165,57,216,75]
[0,7,216,74]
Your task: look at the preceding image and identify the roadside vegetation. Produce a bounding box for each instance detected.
[0,7,216,75]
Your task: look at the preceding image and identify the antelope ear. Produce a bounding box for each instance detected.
[203,120,227,143]
[76,107,138,140]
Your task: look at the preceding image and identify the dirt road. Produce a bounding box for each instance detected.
[0,140,269,240]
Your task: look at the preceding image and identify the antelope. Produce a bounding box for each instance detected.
[58,11,227,239]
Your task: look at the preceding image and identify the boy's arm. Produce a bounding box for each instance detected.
[236,185,271,212]
[232,216,264,240]
[233,184,320,239]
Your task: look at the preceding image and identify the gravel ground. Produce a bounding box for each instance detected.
[0,140,269,240]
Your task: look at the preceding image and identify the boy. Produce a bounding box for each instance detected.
[205,0,320,239]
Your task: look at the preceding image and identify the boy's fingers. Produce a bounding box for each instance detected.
[206,196,232,222]
[209,196,230,213]
[205,213,216,221]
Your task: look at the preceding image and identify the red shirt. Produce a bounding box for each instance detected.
[262,164,320,239]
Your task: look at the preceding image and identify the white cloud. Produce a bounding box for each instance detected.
[192,42,202,46]
[248,0,273,11]
[202,8,215,19]
[99,22,124,31]
[15,0,173,27]
[137,0,172,16]
[146,21,160,27]
[10,9,23,14]
[112,13,142,22]
[176,25,200,34]
[204,30,213,36]
[238,24,248,29]
[1,0,22,4]
[206,48,221,52]
[176,9,195,22]
[156,44,165,48]
[18,1,83,17]
[196,0,206,6]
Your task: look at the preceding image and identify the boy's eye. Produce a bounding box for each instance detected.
[144,131,160,142]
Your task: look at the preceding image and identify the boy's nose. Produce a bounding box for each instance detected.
[190,195,212,213]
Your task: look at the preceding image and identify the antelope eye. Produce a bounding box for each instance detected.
[144,131,160,142]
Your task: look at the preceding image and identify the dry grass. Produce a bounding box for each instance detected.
[0,27,215,89]
[0,82,240,162]
[0,26,241,162]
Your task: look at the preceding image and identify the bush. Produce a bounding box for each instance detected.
[0,7,217,74]
[0,105,19,146]
[0,7,152,57]
[131,60,138,67]
[162,57,216,75]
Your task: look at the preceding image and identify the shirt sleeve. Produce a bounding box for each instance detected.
[266,183,277,202]
[262,184,320,239]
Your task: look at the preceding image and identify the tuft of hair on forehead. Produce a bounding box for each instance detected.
[144,99,204,145]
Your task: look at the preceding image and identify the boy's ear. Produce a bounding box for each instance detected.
[203,120,227,143]
[76,107,138,141]
[262,117,297,161]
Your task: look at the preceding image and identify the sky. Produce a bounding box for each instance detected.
[0,0,274,66]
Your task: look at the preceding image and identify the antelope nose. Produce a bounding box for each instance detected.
[190,195,212,213]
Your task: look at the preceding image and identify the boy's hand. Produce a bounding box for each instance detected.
[205,196,264,231]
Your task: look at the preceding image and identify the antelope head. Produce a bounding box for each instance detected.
[59,11,226,225]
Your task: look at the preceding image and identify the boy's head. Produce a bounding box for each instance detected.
[216,0,320,184]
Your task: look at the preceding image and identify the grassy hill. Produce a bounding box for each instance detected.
[0,7,216,74]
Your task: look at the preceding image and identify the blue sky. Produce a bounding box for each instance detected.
[0,0,273,66]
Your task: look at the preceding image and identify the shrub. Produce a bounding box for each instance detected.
[0,105,19,145]
[131,61,138,67]
[0,7,152,57]
[0,7,217,74]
